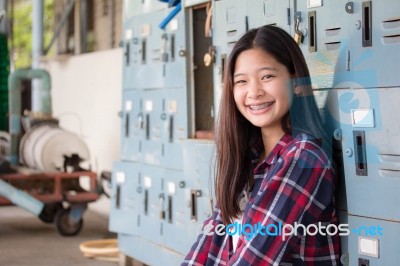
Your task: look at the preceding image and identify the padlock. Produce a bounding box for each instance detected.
[294,30,304,45]
[204,53,213,67]
[294,17,303,45]
[204,46,215,67]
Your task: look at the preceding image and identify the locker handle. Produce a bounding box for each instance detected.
[353,131,368,176]
[190,190,201,221]
[144,189,149,215]
[159,193,166,219]
[221,54,226,83]
[308,11,317,52]
[137,112,144,129]
[170,34,175,62]
[125,113,130,138]
[168,195,173,223]
[169,115,174,143]
[142,39,147,64]
[116,185,121,209]
[124,43,130,65]
[145,114,150,140]
[362,1,372,47]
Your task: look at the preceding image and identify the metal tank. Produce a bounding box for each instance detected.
[19,123,90,171]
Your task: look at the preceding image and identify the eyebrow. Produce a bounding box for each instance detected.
[233,66,278,78]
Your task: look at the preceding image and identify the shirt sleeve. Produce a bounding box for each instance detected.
[181,205,230,266]
[228,147,336,265]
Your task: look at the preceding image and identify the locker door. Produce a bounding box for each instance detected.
[123,0,166,17]
[160,89,187,170]
[109,161,141,235]
[161,169,191,254]
[122,16,137,90]
[295,0,351,91]
[181,140,216,248]
[141,89,163,166]
[121,89,142,162]
[139,164,164,246]
[212,0,248,114]
[349,0,400,87]
[135,12,165,90]
[164,5,187,89]
[336,87,400,222]
[247,0,292,33]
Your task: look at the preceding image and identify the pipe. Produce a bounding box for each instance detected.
[159,2,182,30]
[80,0,87,53]
[32,0,44,113]
[109,0,115,48]
[0,179,44,215]
[8,69,52,165]
[0,0,7,34]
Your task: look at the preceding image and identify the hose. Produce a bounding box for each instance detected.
[79,239,119,262]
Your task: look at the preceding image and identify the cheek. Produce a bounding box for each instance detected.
[277,86,290,113]
[233,89,244,107]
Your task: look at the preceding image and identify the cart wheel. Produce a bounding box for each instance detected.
[39,203,63,224]
[55,208,83,236]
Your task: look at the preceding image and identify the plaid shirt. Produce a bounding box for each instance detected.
[182,133,340,266]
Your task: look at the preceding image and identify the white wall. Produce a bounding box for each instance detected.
[42,49,122,215]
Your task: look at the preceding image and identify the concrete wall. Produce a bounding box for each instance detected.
[42,48,122,215]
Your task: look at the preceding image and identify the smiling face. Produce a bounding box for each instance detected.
[233,48,292,135]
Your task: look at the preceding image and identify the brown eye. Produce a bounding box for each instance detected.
[261,75,274,80]
[234,80,246,84]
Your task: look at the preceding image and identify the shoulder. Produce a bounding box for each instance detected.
[279,133,331,168]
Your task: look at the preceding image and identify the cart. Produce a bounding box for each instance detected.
[0,170,99,236]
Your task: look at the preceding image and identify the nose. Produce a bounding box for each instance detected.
[247,81,264,99]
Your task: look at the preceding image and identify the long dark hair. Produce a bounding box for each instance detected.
[215,25,329,224]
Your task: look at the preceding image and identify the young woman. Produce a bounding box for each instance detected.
[183,25,340,265]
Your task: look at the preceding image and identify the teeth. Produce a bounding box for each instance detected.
[249,102,273,110]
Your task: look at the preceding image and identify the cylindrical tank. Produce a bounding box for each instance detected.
[19,124,90,171]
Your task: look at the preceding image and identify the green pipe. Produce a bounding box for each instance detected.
[8,69,52,165]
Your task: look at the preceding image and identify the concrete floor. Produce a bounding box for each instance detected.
[0,203,117,266]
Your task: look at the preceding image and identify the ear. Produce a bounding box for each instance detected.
[294,85,302,95]
[291,75,302,95]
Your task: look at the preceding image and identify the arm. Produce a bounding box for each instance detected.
[228,147,335,265]
[182,205,230,266]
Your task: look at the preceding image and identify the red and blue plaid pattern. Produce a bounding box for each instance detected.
[182,133,340,265]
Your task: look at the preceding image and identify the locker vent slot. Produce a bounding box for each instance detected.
[324,41,341,50]
[378,154,400,173]
[382,18,400,30]
[382,34,400,45]
[227,30,237,37]
[324,27,341,37]
[227,41,237,50]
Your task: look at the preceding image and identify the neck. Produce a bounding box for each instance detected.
[261,127,285,157]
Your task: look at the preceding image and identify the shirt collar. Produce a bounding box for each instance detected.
[252,133,293,174]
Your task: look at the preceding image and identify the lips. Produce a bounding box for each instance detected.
[248,101,275,110]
